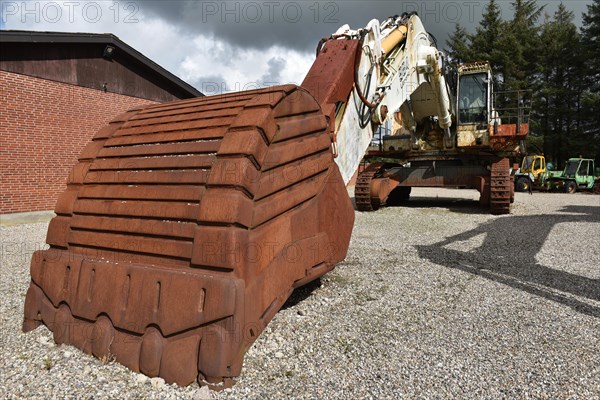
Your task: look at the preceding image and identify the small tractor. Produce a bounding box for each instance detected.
[514,155,562,192]
[549,158,600,194]
[514,155,548,192]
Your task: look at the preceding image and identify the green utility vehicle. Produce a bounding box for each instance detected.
[550,158,600,193]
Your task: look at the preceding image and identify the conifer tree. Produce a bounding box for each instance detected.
[581,0,600,162]
[471,0,504,78]
[445,24,472,68]
[537,3,581,166]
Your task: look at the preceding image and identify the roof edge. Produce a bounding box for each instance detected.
[0,30,203,98]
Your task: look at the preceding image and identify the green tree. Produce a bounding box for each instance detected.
[498,0,545,91]
[445,24,472,68]
[471,0,504,78]
[582,0,600,79]
[442,1,595,165]
[581,0,600,163]
[536,3,582,166]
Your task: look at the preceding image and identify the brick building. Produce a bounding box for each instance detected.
[0,31,202,215]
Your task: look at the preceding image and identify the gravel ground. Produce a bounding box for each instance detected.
[1,188,599,399]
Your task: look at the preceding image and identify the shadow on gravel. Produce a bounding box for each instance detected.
[350,196,487,214]
[281,278,322,310]
[416,205,600,318]
[400,196,487,215]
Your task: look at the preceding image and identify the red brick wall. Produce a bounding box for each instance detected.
[1,70,159,214]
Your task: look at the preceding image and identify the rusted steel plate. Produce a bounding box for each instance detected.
[492,123,529,137]
[115,117,234,137]
[97,141,220,158]
[255,151,332,200]
[73,199,201,220]
[105,127,227,146]
[70,215,197,239]
[263,133,331,167]
[89,155,215,171]
[78,184,206,201]
[84,170,210,185]
[23,85,355,390]
[121,107,244,129]
[131,98,253,119]
[134,93,254,114]
[273,114,329,143]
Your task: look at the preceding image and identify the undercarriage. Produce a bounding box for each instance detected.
[356,156,514,215]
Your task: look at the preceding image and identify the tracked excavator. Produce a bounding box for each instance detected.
[23,13,528,389]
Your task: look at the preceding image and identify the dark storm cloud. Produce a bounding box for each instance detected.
[139,1,591,53]
[260,56,286,83]
[140,0,471,52]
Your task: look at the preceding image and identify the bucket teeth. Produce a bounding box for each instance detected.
[23,85,355,389]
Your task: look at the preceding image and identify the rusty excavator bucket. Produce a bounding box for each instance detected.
[23,85,355,388]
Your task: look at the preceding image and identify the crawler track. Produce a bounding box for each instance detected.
[490,158,511,215]
[355,163,386,211]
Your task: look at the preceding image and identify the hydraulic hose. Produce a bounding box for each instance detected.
[353,42,383,110]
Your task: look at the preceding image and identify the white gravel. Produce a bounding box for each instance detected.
[1,188,599,399]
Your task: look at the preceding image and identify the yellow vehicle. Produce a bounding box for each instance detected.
[514,155,547,192]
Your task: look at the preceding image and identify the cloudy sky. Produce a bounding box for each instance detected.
[1,1,592,95]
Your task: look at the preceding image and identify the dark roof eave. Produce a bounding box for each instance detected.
[0,30,203,98]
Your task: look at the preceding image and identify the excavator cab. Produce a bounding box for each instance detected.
[455,62,530,151]
[455,62,494,147]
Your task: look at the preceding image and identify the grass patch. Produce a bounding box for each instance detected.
[43,356,52,370]
[327,274,351,286]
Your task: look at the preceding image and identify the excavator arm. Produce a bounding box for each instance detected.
[301,13,454,183]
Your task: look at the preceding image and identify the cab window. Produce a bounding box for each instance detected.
[459,73,488,124]
[565,161,578,177]
[578,161,590,176]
